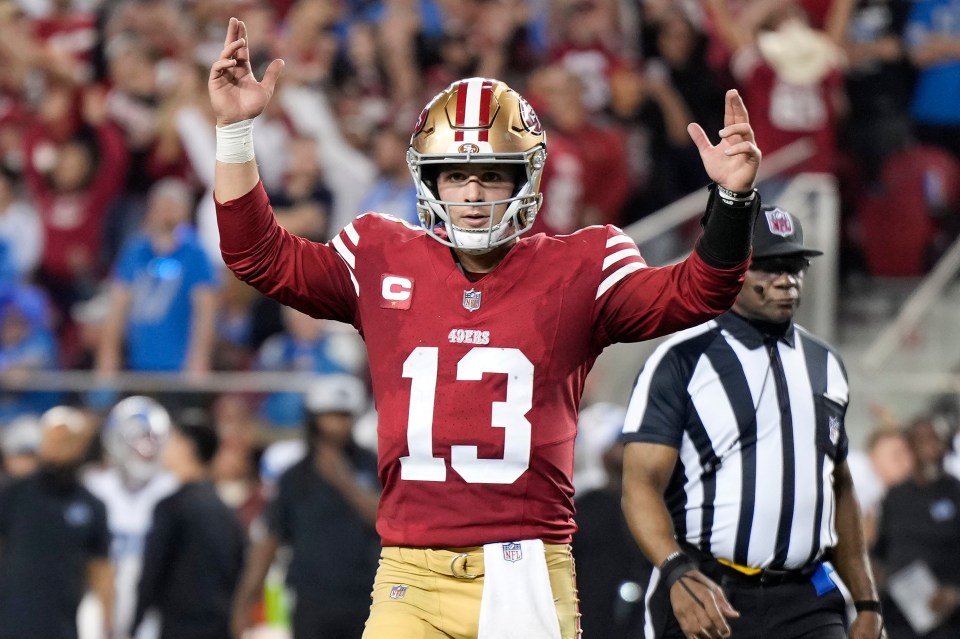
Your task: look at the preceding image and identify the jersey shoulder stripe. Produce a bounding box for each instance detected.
[595,226,646,299]
[331,214,426,297]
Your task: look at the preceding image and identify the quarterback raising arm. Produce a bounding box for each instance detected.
[210,16,761,639]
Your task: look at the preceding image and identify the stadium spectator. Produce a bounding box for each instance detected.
[22,81,128,320]
[210,15,761,638]
[0,167,42,283]
[254,307,366,428]
[529,63,632,233]
[357,123,419,225]
[0,284,61,421]
[904,0,960,160]
[231,374,379,639]
[95,177,219,376]
[874,416,960,639]
[0,405,113,639]
[132,414,245,639]
[622,205,883,639]
[838,0,914,185]
[83,396,178,639]
[705,0,847,200]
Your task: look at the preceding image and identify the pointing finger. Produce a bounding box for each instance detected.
[224,17,237,48]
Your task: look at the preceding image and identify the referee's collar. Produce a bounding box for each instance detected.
[719,311,796,349]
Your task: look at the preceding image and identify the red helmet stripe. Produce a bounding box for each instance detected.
[478,80,492,142]
[454,80,469,141]
[453,78,495,143]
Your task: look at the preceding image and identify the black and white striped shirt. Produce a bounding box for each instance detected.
[623,312,849,570]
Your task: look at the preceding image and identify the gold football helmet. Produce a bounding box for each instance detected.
[407,78,547,253]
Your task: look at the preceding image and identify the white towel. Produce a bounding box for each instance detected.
[477,540,563,639]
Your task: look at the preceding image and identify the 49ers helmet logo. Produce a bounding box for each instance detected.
[458,143,480,154]
[518,97,542,135]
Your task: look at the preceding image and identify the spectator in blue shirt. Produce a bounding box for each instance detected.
[0,285,60,421]
[96,178,219,376]
[256,307,366,428]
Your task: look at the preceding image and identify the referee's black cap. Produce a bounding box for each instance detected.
[752,206,824,259]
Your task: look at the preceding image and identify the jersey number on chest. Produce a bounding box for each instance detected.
[399,346,533,485]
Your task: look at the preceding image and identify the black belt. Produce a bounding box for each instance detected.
[680,542,818,588]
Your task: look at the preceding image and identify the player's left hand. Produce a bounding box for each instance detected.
[848,611,885,639]
[688,89,761,194]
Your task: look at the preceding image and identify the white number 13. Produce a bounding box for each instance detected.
[399,346,533,484]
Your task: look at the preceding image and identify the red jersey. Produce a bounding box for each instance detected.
[732,47,842,175]
[218,183,746,546]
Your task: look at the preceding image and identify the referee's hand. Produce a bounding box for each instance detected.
[848,611,885,639]
[668,569,739,639]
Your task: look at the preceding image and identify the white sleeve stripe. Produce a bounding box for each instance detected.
[596,262,645,299]
[606,235,634,248]
[344,222,359,246]
[603,247,643,270]
[331,235,356,268]
[347,268,359,296]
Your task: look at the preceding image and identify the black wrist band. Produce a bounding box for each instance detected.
[660,551,698,590]
[854,600,883,614]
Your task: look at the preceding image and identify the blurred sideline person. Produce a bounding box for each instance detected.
[232,374,379,639]
[0,406,114,639]
[622,207,884,639]
[84,396,178,639]
[874,416,960,638]
[572,403,650,639]
[210,17,762,639]
[846,420,914,547]
[132,416,245,639]
[0,414,42,481]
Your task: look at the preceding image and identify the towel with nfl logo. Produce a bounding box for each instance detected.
[477,539,562,639]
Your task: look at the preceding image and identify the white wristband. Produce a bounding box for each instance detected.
[216,119,255,163]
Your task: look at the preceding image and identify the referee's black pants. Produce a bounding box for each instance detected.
[646,559,847,639]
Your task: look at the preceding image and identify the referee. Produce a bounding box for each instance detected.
[621,206,883,639]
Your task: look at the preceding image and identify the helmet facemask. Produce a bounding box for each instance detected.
[407,78,548,254]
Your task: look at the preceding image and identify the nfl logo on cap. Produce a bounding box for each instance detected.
[502,542,523,562]
[765,208,794,237]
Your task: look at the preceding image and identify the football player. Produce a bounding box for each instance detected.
[84,396,178,639]
[209,17,762,639]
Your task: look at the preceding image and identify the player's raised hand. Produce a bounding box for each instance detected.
[688,89,761,194]
[208,17,284,126]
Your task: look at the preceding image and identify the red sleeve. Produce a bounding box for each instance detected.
[85,122,128,218]
[216,182,359,327]
[594,228,746,344]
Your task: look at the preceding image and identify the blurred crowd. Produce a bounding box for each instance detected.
[2,0,960,426]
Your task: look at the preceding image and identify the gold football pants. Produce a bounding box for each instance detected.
[362,544,581,639]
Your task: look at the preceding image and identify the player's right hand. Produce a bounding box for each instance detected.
[208,17,284,126]
[669,569,739,639]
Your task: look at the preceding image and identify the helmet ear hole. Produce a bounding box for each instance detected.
[421,165,440,194]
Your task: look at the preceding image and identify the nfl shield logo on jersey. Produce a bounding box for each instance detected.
[502,542,523,562]
[389,584,408,600]
[463,289,482,312]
